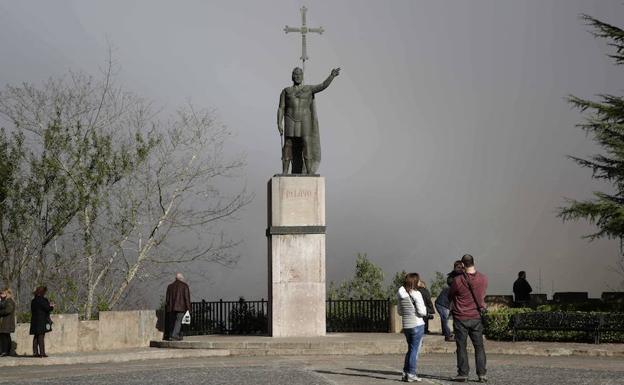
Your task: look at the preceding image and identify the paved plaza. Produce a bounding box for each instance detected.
[1,353,622,385]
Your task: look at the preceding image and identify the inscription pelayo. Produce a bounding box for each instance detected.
[283,189,315,199]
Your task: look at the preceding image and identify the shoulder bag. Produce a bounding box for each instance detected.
[463,273,488,328]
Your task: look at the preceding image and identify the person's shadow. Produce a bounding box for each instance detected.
[314,369,395,381]
[344,368,457,382]
[7,341,37,358]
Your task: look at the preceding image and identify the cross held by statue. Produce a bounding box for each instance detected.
[284,5,324,75]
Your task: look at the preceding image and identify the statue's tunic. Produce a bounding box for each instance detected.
[279,79,332,165]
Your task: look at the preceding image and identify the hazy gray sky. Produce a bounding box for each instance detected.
[1,0,623,303]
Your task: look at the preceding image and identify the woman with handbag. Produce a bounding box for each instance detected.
[397,273,428,382]
[30,286,54,357]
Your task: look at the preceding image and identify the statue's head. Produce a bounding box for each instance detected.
[292,67,303,85]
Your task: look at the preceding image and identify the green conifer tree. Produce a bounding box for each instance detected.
[559,14,624,284]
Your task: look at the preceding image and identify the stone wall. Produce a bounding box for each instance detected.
[11,310,162,355]
[389,300,443,334]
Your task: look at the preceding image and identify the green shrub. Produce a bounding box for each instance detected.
[16,312,31,323]
[229,298,267,334]
[536,302,622,312]
[483,307,532,341]
[484,308,624,343]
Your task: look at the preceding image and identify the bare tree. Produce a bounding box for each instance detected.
[0,55,155,312]
[0,56,251,318]
[86,104,252,314]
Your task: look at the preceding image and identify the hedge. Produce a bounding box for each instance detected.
[483,308,624,343]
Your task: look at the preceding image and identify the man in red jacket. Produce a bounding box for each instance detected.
[448,254,488,382]
[165,273,191,341]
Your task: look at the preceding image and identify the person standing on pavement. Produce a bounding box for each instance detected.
[448,254,488,383]
[434,260,465,342]
[0,288,16,356]
[30,286,54,357]
[416,279,435,334]
[512,271,532,307]
[397,273,427,382]
[165,273,191,341]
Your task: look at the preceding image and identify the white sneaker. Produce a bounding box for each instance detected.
[403,373,422,382]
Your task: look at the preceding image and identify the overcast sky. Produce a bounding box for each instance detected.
[1,0,624,304]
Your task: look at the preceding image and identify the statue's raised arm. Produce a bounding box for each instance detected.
[311,68,340,94]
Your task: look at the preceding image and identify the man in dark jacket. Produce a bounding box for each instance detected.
[448,254,488,383]
[166,273,191,341]
[513,271,532,306]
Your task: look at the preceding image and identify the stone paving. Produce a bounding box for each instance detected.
[0,353,622,385]
[152,333,624,357]
[1,333,623,369]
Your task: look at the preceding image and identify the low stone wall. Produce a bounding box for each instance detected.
[11,310,162,355]
[389,302,442,334]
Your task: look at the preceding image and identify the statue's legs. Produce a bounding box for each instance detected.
[282,137,305,174]
[282,137,292,174]
[301,135,318,174]
[291,138,304,174]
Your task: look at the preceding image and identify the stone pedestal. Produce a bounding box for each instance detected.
[267,175,326,337]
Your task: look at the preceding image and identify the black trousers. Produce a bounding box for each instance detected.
[453,318,487,376]
[33,333,45,356]
[171,312,184,338]
[0,333,11,355]
[164,311,185,339]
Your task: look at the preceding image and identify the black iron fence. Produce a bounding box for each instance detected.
[183,298,391,335]
[326,298,390,332]
[183,298,269,336]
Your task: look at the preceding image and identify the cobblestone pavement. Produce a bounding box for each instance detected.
[1,354,622,385]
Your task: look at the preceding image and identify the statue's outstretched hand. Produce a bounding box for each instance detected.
[331,68,340,77]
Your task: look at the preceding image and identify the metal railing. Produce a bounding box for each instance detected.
[183,298,391,335]
[326,298,390,332]
[183,298,269,336]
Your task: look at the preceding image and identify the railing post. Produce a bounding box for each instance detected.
[386,298,391,333]
[219,299,224,334]
[327,298,332,333]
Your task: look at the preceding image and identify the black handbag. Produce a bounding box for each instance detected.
[45,316,53,332]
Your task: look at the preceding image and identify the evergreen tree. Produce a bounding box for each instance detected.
[429,271,447,298]
[559,14,624,284]
[327,253,387,300]
[386,270,407,304]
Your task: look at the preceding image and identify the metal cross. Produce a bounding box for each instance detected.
[284,6,324,74]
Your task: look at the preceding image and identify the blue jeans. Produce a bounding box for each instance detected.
[403,324,425,375]
[435,303,452,338]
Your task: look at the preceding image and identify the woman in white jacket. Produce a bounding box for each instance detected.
[397,273,427,382]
